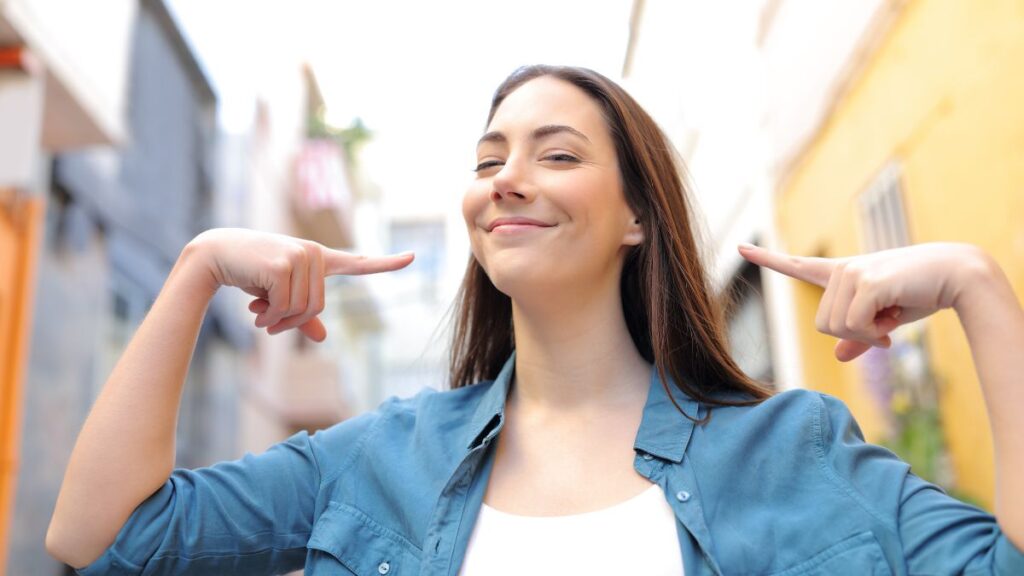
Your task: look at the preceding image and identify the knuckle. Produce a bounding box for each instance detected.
[299,238,321,250]
[854,270,875,289]
[843,316,859,333]
[286,246,306,264]
[269,258,291,276]
[815,315,829,333]
[303,242,321,259]
[843,320,864,338]
[269,298,289,315]
[828,318,843,335]
[311,254,326,275]
[309,294,325,314]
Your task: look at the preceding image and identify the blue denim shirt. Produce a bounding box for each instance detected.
[80,352,1024,575]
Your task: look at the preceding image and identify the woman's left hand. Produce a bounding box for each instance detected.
[738,242,994,362]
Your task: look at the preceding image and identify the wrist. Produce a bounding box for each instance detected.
[174,235,221,299]
[952,246,1010,318]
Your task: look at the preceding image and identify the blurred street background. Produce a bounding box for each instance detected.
[1,0,1023,573]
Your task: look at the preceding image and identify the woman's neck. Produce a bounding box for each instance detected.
[508,275,652,416]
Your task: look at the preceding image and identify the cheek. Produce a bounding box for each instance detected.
[559,180,628,249]
[461,186,487,260]
[461,183,486,227]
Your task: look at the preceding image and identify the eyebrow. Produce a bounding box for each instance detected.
[477,124,592,148]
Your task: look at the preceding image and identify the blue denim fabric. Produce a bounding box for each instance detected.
[79,352,1024,575]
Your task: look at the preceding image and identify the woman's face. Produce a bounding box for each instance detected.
[462,76,642,299]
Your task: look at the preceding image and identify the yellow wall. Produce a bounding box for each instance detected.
[777,0,1024,509]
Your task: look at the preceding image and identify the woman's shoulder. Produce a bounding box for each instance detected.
[375,378,503,423]
[696,388,863,457]
[310,379,503,463]
[709,387,851,425]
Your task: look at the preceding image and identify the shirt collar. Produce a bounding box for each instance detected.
[633,365,699,463]
[465,352,517,450]
[463,351,698,463]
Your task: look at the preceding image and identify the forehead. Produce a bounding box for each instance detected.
[486,76,610,142]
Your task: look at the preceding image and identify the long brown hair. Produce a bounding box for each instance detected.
[448,65,771,417]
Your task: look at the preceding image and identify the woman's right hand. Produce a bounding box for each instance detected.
[189,228,414,342]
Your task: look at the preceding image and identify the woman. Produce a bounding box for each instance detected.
[47,65,1024,575]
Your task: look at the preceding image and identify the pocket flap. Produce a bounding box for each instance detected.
[308,502,421,576]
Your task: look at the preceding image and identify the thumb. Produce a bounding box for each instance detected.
[834,335,891,362]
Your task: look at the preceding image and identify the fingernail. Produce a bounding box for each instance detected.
[738,243,757,251]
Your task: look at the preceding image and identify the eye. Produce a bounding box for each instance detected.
[473,160,504,173]
[543,153,580,164]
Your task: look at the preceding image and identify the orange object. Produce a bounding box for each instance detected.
[0,193,45,574]
[0,46,41,75]
[0,46,26,69]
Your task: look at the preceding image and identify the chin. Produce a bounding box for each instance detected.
[480,254,565,299]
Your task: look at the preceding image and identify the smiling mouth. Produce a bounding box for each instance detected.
[486,217,556,232]
[489,223,555,233]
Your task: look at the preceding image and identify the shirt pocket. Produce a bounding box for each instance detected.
[770,531,892,576]
[306,501,422,576]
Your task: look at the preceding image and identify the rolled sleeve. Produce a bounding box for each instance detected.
[817,393,1024,574]
[77,406,384,576]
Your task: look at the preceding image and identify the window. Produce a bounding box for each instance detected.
[389,219,446,300]
[859,162,909,252]
[857,161,952,489]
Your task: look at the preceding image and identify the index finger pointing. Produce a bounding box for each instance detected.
[737,243,833,288]
[322,249,415,276]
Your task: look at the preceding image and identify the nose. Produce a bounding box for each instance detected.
[490,157,533,203]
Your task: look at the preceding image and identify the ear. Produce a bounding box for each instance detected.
[623,216,644,246]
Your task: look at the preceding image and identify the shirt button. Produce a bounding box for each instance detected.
[675,490,691,502]
[378,561,391,574]
[641,452,653,461]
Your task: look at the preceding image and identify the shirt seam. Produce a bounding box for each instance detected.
[100,547,145,573]
[148,543,308,562]
[329,501,423,555]
[812,393,898,532]
[304,431,324,498]
[320,398,395,487]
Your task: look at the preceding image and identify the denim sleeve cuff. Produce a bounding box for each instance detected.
[996,533,1024,574]
[75,545,144,576]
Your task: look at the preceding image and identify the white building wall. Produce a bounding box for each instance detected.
[623,0,892,389]
[0,60,43,189]
[1,0,135,147]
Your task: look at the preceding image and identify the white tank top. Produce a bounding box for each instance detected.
[459,483,684,575]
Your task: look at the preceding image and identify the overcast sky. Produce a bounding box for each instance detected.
[169,0,634,220]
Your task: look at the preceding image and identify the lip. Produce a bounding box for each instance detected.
[486,216,556,232]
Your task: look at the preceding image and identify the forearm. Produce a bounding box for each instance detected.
[47,242,219,568]
[953,252,1024,550]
